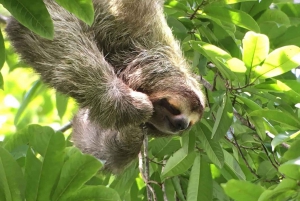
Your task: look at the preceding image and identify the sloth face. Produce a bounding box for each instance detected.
[146,91,204,136]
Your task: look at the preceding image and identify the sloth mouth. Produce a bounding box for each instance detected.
[144,120,178,137]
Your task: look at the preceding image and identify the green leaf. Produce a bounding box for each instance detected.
[279,158,300,179]
[0,147,25,201]
[274,26,300,47]
[0,0,54,39]
[182,129,196,153]
[242,31,269,69]
[283,139,300,160]
[190,41,236,80]
[224,151,246,180]
[187,156,213,201]
[56,92,69,120]
[204,6,260,32]
[150,137,181,158]
[258,179,297,201]
[171,177,186,201]
[225,58,247,73]
[55,0,94,26]
[25,126,65,201]
[14,80,42,125]
[0,30,5,69]
[271,134,290,151]
[222,180,264,201]
[212,95,233,140]
[249,109,300,129]
[24,148,42,201]
[161,148,196,180]
[196,124,224,168]
[52,147,102,201]
[257,161,277,180]
[252,46,300,80]
[66,186,121,201]
[257,9,290,26]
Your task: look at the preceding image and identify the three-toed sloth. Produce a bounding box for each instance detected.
[6,0,205,174]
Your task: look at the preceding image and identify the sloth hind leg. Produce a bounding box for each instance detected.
[72,109,144,174]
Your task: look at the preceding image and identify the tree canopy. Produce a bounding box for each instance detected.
[1,0,300,201]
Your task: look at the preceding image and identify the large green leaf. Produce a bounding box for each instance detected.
[66,186,121,201]
[223,151,246,180]
[190,41,236,80]
[0,147,25,201]
[25,126,65,201]
[251,46,300,80]
[196,124,224,168]
[161,148,196,180]
[279,158,300,179]
[249,109,300,129]
[242,31,269,69]
[204,6,260,32]
[186,155,213,201]
[212,95,233,140]
[0,0,53,39]
[52,147,102,201]
[55,0,94,26]
[257,9,290,26]
[222,180,264,201]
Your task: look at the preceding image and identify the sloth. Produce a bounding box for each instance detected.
[6,0,205,173]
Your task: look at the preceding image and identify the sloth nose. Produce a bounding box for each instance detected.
[172,116,189,131]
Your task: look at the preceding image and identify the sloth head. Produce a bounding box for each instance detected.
[144,81,205,136]
[118,47,206,136]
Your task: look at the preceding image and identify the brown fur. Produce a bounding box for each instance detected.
[6,0,205,174]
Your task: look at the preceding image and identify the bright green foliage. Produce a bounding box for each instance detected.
[1,0,300,200]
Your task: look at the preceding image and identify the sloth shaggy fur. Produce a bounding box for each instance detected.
[6,0,205,173]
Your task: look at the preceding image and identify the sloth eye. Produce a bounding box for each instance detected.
[160,98,181,115]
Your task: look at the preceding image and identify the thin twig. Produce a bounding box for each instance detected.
[189,3,203,20]
[230,128,259,178]
[197,76,214,91]
[56,121,72,133]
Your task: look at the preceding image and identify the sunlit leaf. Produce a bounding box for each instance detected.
[226,58,247,73]
[252,46,300,80]
[242,31,269,69]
